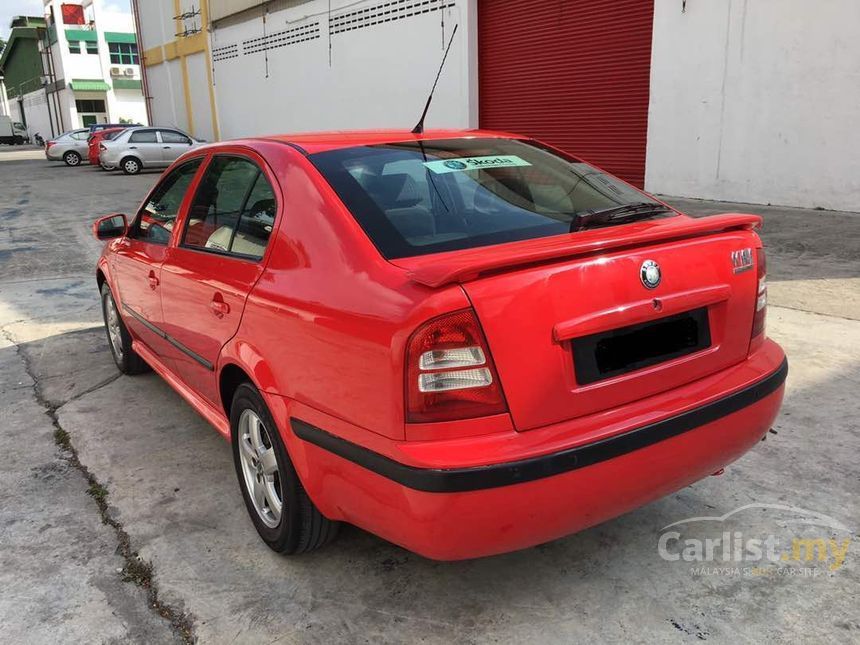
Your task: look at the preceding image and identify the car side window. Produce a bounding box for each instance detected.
[129,129,158,144]
[130,159,202,245]
[71,131,89,141]
[160,130,191,144]
[182,156,276,260]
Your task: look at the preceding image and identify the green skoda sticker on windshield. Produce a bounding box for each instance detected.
[423,155,532,174]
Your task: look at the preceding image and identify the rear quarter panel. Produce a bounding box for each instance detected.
[225,146,469,440]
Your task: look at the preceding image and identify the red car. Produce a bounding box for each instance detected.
[88,127,126,167]
[92,130,786,560]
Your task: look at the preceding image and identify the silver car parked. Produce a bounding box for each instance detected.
[45,129,90,166]
[100,126,203,175]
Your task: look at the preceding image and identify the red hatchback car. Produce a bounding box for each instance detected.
[93,130,787,560]
[88,127,126,167]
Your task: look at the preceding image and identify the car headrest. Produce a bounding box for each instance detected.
[204,225,232,252]
[386,205,435,240]
[248,198,275,217]
[367,173,422,208]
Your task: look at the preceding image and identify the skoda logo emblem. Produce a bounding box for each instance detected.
[640,260,661,289]
[443,160,467,170]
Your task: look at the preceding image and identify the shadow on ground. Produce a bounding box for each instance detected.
[5,314,857,643]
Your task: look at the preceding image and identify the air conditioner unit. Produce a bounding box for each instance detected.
[110,67,122,76]
[123,67,135,77]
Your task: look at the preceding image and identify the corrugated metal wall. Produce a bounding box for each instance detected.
[478,0,654,187]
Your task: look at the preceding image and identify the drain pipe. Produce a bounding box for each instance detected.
[131,0,154,125]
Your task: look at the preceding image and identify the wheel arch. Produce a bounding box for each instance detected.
[96,258,114,295]
[120,154,143,168]
[219,362,253,419]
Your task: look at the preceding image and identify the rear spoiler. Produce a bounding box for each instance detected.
[393,213,762,288]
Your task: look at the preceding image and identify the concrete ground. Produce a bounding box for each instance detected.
[0,149,857,644]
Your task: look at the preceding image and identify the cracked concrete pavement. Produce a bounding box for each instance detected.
[1,150,858,643]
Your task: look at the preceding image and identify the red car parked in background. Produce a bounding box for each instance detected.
[88,127,126,167]
[92,130,786,560]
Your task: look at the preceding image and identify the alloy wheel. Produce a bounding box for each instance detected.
[237,409,283,528]
[104,292,124,361]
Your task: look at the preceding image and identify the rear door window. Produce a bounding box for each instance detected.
[160,130,191,144]
[182,156,276,260]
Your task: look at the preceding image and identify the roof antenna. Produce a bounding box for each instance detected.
[412,23,458,135]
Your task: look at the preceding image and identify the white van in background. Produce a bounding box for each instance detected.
[0,116,30,145]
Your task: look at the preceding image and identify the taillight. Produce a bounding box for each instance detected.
[406,309,508,423]
[752,247,767,338]
[46,141,55,149]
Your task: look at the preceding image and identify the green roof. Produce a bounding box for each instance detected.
[104,32,137,44]
[69,78,111,91]
[112,78,142,90]
[65,29,98,42]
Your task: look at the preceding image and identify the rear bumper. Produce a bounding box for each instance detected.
[285,340,787,560]
[99,150,118,168]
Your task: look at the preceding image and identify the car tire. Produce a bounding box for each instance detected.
[63,151,81,166]
[121,156,141,175]
[230,382,339,554]
[14,136,23,145]
[100,283,149,375]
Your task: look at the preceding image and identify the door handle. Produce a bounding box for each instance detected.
[147,271,159,289]
[129,146,137,149]
[163,146,170,149]
[210,295,230,317]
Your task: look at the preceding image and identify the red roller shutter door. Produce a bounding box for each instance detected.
[478,0,654,187]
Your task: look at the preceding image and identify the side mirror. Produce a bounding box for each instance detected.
[93,213,128,241]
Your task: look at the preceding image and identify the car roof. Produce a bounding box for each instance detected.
[123,125,189,134]
[93,127,126,135]
[253,129,524,154]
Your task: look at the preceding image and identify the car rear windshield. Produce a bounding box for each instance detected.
[309,138,671,259]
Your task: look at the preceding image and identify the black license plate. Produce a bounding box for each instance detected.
[572,308,711,385]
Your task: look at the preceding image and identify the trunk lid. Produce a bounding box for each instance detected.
[394,214,762,431]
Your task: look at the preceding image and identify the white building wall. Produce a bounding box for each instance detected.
[63,43,103,79]
[145,61,182,128]
[210,0,475,139]
[645,0,860,210]
[27,96,53,137]
[58,88,78,130]
[186,51,215,140]
[92,0,148,125]
[137,0,172,45]
[112,90,148,123]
